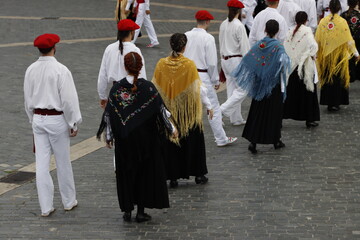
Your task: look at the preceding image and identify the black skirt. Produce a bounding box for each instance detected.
[320,74,349,106]
[114,116,169,212]
[283,69,320,122]
[242,84,283,144]
[164,126,208,180]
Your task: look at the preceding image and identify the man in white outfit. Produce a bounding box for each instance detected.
[184,10,238,146]
[219,0,250,126]
[293,0,317,32]
[249,0,288,46]
[317,0,348,18]
[98,19,146,108]
[24,34,82,217]
[277,0,302,28]
[241,0,258,31]
[125,0,159,47]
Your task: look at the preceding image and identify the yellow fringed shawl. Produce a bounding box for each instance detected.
[315,14,356,89]
[152,55,203,140]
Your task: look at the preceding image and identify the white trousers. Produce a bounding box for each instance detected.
[132,4,159,45]
[199,73,228,144]
[32,114,76,214]
[220,58,247,124]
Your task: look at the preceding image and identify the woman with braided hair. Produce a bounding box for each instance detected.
[97,52,177,223]
[152,33,213,188]
[316,0,360,112]
[283,11,320,128]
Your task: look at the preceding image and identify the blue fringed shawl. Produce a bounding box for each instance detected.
[231,37,291,101]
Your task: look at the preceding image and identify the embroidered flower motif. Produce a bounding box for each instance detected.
[261,56,265,59]
[351,17,358,24]
[120,92,130,100]
[261,63,265,66]
[259,43,266,48]
[327,22,335,30]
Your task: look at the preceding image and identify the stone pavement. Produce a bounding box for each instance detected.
[1,0,360,239]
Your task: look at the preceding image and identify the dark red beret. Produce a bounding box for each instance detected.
[33,33,60,48]
[195,10,214,20]
[227,0,245,8]
[117,19,140,31]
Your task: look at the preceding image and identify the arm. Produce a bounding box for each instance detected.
[277,19,289,44]
[97,49,109,100]
[24,69,33,123]
[137,49,147,79]
[125,0,134,10]
[60,69,82,132]
[249,16,259,47]
[160,105,176,134]
[308,0,318,32]
[206,37,219,85]
[237,23,251,55]
[144,0,150,11]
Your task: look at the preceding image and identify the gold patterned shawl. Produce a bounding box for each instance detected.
[315,14,356,88]
[152,55,203,139]
[115,0,128,22]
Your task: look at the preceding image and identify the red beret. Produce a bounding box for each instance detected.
[33,33,60,48]
[195,10,214,20]
[117,19,140,31]
[227,0,245,8]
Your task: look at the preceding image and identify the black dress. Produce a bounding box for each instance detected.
[283,69,320,122]
[320,74,349,107]
[114,116,169,212]
[242,84,283,144]
[164,126,207,181]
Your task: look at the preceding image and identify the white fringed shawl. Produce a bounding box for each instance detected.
[284,25,318,92]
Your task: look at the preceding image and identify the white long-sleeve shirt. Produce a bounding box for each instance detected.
[277,0,302,29]
[24,56,82,129]
[249,7,289,46]
[219,18,250,57]
[97,41,146,100]
[293,0,317,32]
[125,0,150,11]
[184,28,219,85]
[317,0,348,17]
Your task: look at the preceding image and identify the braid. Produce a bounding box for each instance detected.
[124,52,143,92]
[228,7,241,22]
[117,30,131,55]
[169,33,187,57]
[292,11,308,39]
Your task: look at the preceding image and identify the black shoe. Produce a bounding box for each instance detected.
[274,140,285,149]
[169,180,178,188]
[248,143,257,154]
[195,175,208,184]
[123,212,131,222]
[136,213,151,223]
[306,121,319,128]
[327,105,340,112]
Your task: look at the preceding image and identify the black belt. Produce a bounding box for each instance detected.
[197,69,208,73]
[223,54,243,60]
[34,109,63,115]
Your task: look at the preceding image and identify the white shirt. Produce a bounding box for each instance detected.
[125,0,150,11]
[293,0,317,32]
[97,41,146,100]
[242,0,257,30]
[219,18,250,57]
[317,0,348,17]
[24,56,82,129]
[184,28,219,85]
[277,0,302,29]
[249,7,289,46]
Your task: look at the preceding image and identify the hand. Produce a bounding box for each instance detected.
[100,99,108,109]
[106,140,113,149]
[145,10,151,15]
[172,129,179,139]
[214,84,220,90]
[356,55,360,64]
[70,129,78,137]
[207,109,214,120]
[125,10,130,15]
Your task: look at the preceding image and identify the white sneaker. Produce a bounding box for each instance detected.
[64,200,78,211]
[232,120,246,126]
[217,137,238,147]
[41,208,56,217]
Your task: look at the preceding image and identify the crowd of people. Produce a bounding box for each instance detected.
[24,0,359,221]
